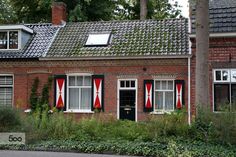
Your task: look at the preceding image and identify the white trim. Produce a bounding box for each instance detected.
[39,55,192,61]
[188,57,191,125]
[64,110,94,113]
[190,32,236,38]
[0,25,33,34]
[66,74,92,112]
[213,69,230,82]
[0,74,14,107]
[117,79,137,122]
[154,79,175,112]
[0,30,21,50]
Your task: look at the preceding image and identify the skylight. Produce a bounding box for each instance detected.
[85,33,111,46]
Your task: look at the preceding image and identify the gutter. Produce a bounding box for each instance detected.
[190,32,236,38]
[39,54,192,61]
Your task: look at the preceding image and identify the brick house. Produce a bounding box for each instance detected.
[0,2,191,122]
[190,0,236,113]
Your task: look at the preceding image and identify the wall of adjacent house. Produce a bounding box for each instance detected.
[0,58,188,121]
[190,37,236,113]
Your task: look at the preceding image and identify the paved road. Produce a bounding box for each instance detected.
[0,150,139,157]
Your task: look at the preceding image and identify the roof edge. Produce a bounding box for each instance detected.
[190,32,236,38]
[0,25,34,34]
[39,55,192,61]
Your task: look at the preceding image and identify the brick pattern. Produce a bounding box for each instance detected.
[191,37,236,114]
[52,2,67,25]
[0,58,188,121]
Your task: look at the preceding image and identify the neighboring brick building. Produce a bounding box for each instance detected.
[190,0,236,113]
[0,2,190,122]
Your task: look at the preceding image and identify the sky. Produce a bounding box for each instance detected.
[169,0,189,17]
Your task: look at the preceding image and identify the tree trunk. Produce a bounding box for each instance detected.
[140,0,147,20]
[195,0,210,111]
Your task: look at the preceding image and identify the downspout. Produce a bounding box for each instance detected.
[188,56,191,125]
[188,14,192,125]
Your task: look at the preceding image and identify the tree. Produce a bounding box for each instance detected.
[69,0,116,22]
[9,0,51,23]
[115,0,181,20]
[0,0,16,24]
[140,0,147,20]
[195,0,210,110]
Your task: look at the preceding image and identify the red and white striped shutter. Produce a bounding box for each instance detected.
[144,80,154,112]
[175,80,184,109]
[92,75,104,111]
[54,75,66,110]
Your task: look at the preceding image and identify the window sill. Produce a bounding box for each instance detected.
[150,111,174,115]
[64,110,94,113]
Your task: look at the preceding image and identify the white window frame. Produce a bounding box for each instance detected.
[0,30,21,50]
[154,79,175,113]
[0,74,14,107]
[213,69,230,82]
[213,69,236,112]
[85,32,111,46]
[66,73,93,113]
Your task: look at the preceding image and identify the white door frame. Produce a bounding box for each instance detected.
[117,79,138,122]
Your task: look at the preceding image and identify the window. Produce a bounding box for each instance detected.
[214,69,236,112]
[67,75,92,111]
[154,80,174,112]
[85,33,111,46]
[0,31,19,50]
[0,75,13,107]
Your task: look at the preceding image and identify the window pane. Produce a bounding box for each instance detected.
[84,76,91,86]
[167,81,173,90]
[231,70,236,82]
[69,88,80,109]
[155,81,161,90]
[155,92,163,110]
[165,92,174,111]
[126,81,130,88]
[85,33,111,46]
[0,76,13,85]
[231,84,236,112]
[215,71,221,81]
[0,87,12,107]
[76,76,83,86]
[9,31,18,49]
[120,81,125,88]
[81,88,91,110]
[0,32,7,49]
[214,84,230,111]
[162,81,167,90]
[69,76,75,86]
[131,81,135,87]
[222,70,229,81]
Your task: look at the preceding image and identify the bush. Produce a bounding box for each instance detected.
[192,108,236,145]
[0,107,22,132]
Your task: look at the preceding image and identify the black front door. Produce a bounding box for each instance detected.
[119,90,136,121]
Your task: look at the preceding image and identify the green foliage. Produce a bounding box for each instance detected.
[0,0,17,24]
[192,108,236,145]
[0,107,22,131]
[30,77,52,112]
[114,0,181,20]
[8,0,182,23]
[9,0,51,23]
[29,77,39,111]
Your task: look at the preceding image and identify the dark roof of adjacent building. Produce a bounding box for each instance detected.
[46,19,189,58]
[0,24,59,59]
[191,0,236,33]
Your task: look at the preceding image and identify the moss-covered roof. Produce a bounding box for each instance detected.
[47,19,189,58]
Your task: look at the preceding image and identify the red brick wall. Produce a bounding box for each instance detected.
[52,2,67,25]
[191,37,236,114]
[0,58,188,121]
